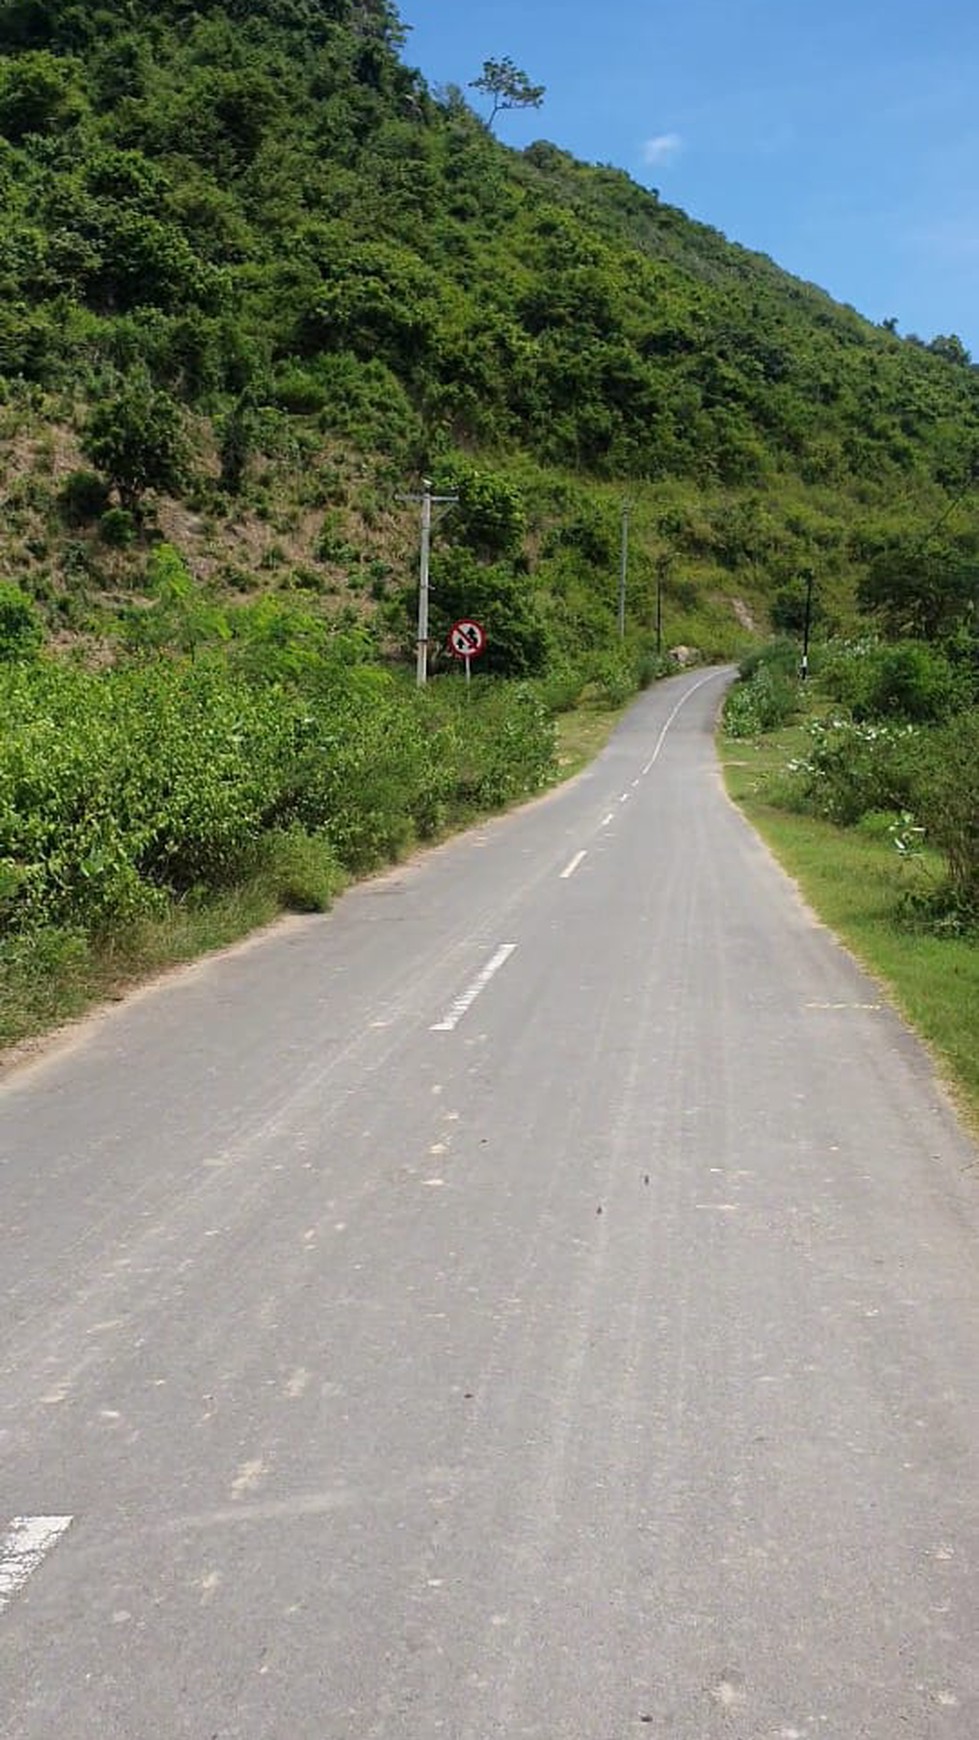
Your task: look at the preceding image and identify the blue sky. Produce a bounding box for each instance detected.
[402,0,979,357]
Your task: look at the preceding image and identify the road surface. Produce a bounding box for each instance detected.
[2,667,978,1738]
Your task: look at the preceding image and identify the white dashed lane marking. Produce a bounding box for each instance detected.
[560,850,587,880]
[431,945,518,1033]
[0,1516,73,1615]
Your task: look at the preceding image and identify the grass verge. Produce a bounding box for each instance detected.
[721,726,979,1134]
[552,703,626,780]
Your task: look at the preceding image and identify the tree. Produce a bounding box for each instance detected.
[771,579,825,637]
[0,49,84,141]
[424,548,549,677]
[83,376,191,512]
[928,333,972,368]
[440,464,526,560]
[469,57,544,130]
[856,537,978,642]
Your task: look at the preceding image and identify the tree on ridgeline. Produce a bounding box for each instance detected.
[469,57,544,130]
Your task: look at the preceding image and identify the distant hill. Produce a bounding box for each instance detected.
[2,0,978,664]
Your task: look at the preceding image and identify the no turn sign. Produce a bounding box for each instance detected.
[448,619,486,659]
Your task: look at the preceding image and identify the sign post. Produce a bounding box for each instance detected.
[448,619,487,692]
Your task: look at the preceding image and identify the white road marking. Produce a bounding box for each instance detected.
[560,850,587,880]
[619,793,631,804]
[642,669,723,775]
[0,1516,73,1614]
[431,944,517,1032]
[601,812,615,827]
[805,1001,882,1011]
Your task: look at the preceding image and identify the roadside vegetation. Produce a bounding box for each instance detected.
[0,622,569,1049]
[0,558,660,1049]
[4,0,979,1053]
[721,634,979,1126]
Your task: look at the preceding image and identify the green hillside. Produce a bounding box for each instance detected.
[1,0,979,662]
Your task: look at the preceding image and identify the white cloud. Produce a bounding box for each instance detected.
[642,132,683,167]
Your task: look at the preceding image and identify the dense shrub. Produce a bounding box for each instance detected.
[783,717,921,825]
[578,648,637,708]
[59,469,111,525]
[820,638,965,724]
[911,710,979,911]
[725,646,800,738]
[0,653,556,941]
[736,638,801,683]
[0,583,43,662]
[99,506,137,547]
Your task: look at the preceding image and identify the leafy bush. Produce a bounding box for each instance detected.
[910,710,979,911]
[578,648,637,708]
[737,638,801,683]
[637,650,672,688]
[99,506,137,547]
[440,463,526,560]
[0,651,556,943]
[532,659,586,714]
[784,717,921,825]
[0,583,43,662]
[820,639,965,724]
[255,829,342,913]
[725,650,800,738]
[273,369,328,415]
[59,469,110,526]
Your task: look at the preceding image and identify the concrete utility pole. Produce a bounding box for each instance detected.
[417,483,433,688]
[401,480,457,687]
[617,503,630,640]
[655,552,669,658]
[800,566,815,681]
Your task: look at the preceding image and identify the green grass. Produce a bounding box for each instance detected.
[0,880,289,1054]
[553,703,626,780]
[721,726,979,1132]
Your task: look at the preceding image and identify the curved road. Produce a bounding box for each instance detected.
[2,669,978,1738]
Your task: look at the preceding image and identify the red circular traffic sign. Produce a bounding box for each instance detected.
[448,619,486,659]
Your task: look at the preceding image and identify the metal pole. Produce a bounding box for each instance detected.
[617,504,629,639]
[655,555,665,658]
[801,568,814,681]
[416,481,432,688]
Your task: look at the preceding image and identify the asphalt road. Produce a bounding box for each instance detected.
[2,667,979,1740]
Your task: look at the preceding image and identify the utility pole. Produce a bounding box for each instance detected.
[417,483,433,688]
[617,503,630,640]
[400,479,457,687]
[800,566,815,680]
[655,552,668,658]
